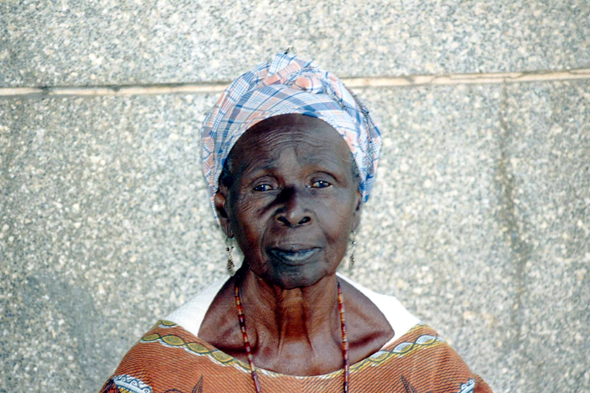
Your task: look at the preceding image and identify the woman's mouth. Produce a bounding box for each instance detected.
[268,247,320,265]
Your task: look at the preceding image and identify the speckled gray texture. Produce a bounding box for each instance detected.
[1,81,589,392]
[501,81,590,392]
[0,95,224,391]
[354,84,515,392]
[1,0,589,87]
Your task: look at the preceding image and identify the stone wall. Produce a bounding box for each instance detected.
[1,1,589,392]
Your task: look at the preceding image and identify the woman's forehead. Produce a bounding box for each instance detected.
[231,114,351,166]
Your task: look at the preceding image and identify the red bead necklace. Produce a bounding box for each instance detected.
[234,279,350,393]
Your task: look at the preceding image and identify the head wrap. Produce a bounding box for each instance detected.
[201,51,382,219]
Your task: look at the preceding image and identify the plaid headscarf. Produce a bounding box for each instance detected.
[201,51,382,219]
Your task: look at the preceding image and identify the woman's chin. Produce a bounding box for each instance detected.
[261,264,336,290]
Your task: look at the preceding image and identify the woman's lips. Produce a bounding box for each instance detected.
[268,247,320,265]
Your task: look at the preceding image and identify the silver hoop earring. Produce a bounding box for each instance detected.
[226,236,235,276]
[349,231,357,270]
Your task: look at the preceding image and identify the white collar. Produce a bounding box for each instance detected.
[166,273,419,349]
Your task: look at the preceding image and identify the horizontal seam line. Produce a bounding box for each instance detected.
[1,68,589,98]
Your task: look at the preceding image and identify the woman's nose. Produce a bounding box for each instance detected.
[275,187,312,227]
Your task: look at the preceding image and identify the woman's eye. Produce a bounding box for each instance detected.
[311,180,331,188]
[253,184,273,192]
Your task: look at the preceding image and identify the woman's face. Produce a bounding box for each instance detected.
[215,114,361,289]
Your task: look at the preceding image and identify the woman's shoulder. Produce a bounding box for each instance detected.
[99,279,232,393]
[99,319,237,393]
[371,323,493,392]
[336,273,421,345]
[164,278,229,338]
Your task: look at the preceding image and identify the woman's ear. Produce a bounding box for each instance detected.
[214,187,233,238]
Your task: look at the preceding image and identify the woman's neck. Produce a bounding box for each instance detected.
[237,267,344,372]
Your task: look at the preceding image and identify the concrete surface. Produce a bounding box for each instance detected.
[501,81,590,391]
[1,0,589,87]
[1,94,223,390]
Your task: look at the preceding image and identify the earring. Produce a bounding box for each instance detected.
[349,231,357,270]
[226,236,235,276]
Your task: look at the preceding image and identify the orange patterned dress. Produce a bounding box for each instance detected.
[100,277,492,392]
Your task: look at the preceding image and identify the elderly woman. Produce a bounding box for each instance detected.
[101,52,491,392]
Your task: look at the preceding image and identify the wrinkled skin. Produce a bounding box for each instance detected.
[216,113,361,289]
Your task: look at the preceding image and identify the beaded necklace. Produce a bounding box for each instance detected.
[234,279,350,393]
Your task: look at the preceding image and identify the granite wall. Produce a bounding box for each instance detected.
[1,1,589,392]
